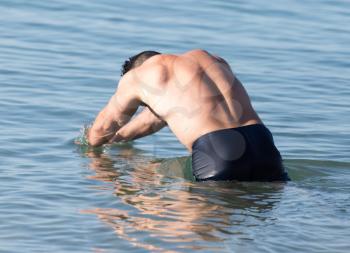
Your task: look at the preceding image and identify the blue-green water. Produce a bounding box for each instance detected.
[1,0,350,252]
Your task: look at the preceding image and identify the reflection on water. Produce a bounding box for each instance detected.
[78,145,286,252]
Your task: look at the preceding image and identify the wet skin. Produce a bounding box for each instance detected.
[88,49,262,151]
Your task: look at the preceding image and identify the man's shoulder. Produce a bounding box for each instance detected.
[140,60,168,80]
[183,49,211,56]
[122,60,168,88]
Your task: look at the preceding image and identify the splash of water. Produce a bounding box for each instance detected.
[74,123,92,146]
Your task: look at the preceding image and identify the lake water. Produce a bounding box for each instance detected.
[1,0,350,252]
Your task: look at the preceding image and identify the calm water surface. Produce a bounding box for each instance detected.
[0,0,349,252]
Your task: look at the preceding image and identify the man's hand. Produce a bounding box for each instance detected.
[87,71,142,147]
[109,107,166,143]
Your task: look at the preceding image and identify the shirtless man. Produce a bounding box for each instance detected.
[87,49,289,181]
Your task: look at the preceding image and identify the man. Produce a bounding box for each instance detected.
[87,49,289,181]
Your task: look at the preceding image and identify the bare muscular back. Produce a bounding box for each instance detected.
[86,49,287,181]
[134,50,262,150]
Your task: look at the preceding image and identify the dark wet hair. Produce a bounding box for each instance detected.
[121,50,161,76]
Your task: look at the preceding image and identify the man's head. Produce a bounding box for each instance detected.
[121,51,160,76]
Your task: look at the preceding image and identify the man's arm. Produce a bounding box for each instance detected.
[87,73,141,147]
[109,107,166,143]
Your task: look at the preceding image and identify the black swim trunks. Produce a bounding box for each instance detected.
[191,124,289,181]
